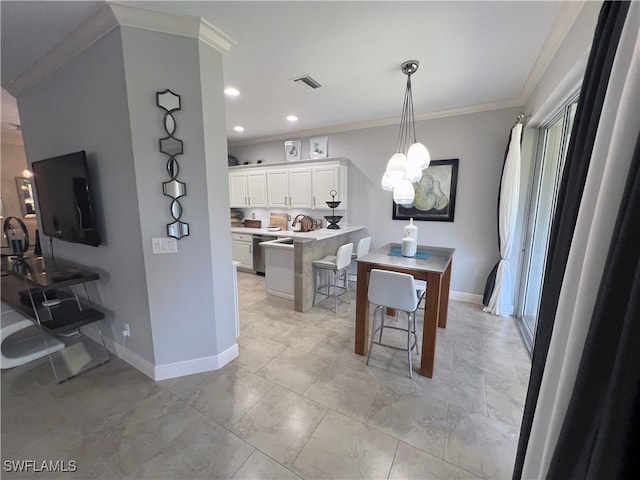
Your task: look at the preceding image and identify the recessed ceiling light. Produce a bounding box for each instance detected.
[286,115,298,122]
[233,126,244,132]
[224,87,240,96]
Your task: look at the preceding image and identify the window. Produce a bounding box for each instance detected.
[517,97,578,352]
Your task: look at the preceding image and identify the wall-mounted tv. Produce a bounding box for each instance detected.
[31,150,101,246]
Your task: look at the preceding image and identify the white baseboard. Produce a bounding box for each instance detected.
[99,334,156,380]
[153,343,239,381]
[450,291,483,305]
[88,327,239,381]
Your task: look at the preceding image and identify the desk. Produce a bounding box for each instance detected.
[355,243,454,378]
[1,256,109,382]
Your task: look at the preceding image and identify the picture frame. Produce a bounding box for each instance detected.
[284,140,301,161]
[309,136,328,159]
[392,159,459,222]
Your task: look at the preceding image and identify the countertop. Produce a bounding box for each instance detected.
[231,225,365,243]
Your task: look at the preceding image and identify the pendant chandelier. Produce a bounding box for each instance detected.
[382,60,430,205]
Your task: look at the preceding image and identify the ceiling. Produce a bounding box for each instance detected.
[1,1,569,145]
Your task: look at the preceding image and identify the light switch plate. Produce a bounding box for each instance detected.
[152,237,178,254]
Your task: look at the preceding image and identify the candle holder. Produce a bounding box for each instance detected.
[324,190,342,230]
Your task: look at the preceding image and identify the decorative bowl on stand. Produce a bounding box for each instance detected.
[324,190,342,229]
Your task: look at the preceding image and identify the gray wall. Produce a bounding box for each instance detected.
[230,107,521,297]
[17,24,237,371]
[18,29,156,363]
[119,27,234,366]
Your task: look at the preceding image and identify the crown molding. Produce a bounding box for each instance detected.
[7,2,118,97]
[6,2,236,98]
[109,2,236,53]
[228,98,523,146]
[518,0,586,106]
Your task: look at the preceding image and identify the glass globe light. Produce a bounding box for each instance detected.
[381,172,397,191]
[408,142,430,170]
[393,179,415,205]
[405,158,422,183]
[385,152,407,180]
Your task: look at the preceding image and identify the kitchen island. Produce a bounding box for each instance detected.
[232,225,366,312]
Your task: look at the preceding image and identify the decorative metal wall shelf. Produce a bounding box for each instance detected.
[157,89,189,239]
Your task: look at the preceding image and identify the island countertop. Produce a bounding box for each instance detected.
[231,225,365,243]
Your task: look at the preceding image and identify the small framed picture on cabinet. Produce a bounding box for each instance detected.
[284,140,301,161]
[310,136,328,159]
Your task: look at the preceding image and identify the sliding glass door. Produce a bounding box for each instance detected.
[517,99,578,351]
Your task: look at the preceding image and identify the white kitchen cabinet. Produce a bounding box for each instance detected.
[229,170,268,208]
[267,167,313,208]
[231,233,253,271]
[229,158,348,210]
[247,170,268,207]
[267,169,289,208]
[312,163,347,208]
[229,172,248,207]
[289,167,313,208]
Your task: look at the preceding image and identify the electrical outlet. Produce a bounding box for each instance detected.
[252,213,256,219]
[122,323,130,338]
[287,215,291,221]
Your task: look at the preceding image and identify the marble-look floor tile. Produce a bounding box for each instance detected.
[303,362,381,421]
[134,412,254,480]
[84,389,202,477]
[293,410,398,480]
[236,335,286,372]
[389,441,479,480]
[485,372,527,428]
[257,347,328,394]
[232,385,328,467]
[365,387,449,458]
[452,342,522,383]
[414,364,487,415]
[160,363,274,428]
[444,405,520,479]
[231,450,301,480]
[273,324,329,353]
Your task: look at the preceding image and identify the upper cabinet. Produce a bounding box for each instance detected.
[229,169,268,208]
[312,163,345,207]
[231,158,348,210]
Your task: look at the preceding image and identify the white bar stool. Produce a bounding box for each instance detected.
[348,236,371,283]
[312,242,353,313]
[366,269,425,378]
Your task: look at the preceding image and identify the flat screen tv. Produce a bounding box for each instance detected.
[31,150,101,246]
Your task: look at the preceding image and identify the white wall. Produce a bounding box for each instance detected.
[230,107,521,297]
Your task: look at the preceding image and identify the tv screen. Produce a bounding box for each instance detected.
[31,151,101,246]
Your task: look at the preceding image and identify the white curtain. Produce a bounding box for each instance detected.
[522,4,639,477]
[484,122,522,316]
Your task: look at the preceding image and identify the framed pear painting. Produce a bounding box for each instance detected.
[392,159,459,222]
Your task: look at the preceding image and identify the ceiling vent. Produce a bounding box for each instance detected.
[291,74,322,90]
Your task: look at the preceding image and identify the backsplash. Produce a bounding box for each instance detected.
[232,207,349,230]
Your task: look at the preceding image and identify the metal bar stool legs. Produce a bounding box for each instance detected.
[312,243,353,313]
[365,269,424,378]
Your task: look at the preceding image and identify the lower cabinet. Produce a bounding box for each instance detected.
[232,233,253,271]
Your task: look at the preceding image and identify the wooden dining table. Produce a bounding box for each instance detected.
[355,243,455,378]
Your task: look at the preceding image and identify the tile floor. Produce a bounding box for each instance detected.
[1,272,531,479]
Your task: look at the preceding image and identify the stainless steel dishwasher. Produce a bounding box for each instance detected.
[253,235,277,275]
